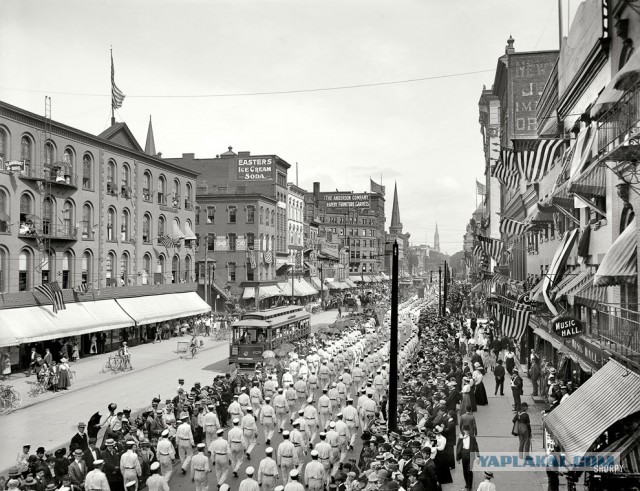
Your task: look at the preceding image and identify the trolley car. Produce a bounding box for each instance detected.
[229,305,311,367]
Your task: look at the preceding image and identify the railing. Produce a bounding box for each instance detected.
[595,304,640,361]
[19,223,78,240]
[43,168,78,188]
[597,84,640,158]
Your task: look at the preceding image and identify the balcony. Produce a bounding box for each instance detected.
[594,304,640,365]
[19,222,78,241]
[597,84,640,162]
[43,166,78,189]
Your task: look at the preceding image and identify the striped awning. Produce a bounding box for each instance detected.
[573,281,607,309]
[308,276,322,291]
[550,181,574,210]
[594,221,637,287]
[542,228,579,315]
[344,277,357,288]
[543,359,640,463]
[325,279,342,290]
[569,163,606,197]
[555,270,593,304]
[470,283,483,294]
[172,220,185,240]
[527,278,546,303]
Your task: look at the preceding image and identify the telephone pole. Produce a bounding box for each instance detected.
[388,240,399,432]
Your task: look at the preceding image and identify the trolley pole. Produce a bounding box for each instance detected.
[388,240,399,433]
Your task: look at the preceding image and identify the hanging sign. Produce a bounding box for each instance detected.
[551,315,583,338]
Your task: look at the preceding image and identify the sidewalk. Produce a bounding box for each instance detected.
[442,358,548,491]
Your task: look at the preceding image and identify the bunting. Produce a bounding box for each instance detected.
[492,147,520,190]
[263,250,273,264]
[499,217,530,237]
[514,138,566,184]
[247,250,257,269]
[477,235,504,261]
[35,281,66,313]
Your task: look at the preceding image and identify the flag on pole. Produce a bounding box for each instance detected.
[476,180,486,195]
[35,281,66,313]
[111,50,126,110]
[73,282,92,295]
[370,178,386,195]
[499,217,530,237]
[158,235,175,249]
[477,235,505,261]
[513,138,567,184]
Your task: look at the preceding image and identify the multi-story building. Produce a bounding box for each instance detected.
[0,101,207,367]
[287,183,306,270]
[167,148,291,308]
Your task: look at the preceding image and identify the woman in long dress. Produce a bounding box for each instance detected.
[459,377,472,417]
[433,426,453,483]
[473,364,489,406]
[49,361,59,391]
[1,350,11,380]
[57,358,71,390]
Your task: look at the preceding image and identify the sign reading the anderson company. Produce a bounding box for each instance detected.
[552,315,584,338]
[319,192,370,208]
[237,157,274,181]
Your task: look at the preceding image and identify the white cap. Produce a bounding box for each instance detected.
[246,467,255,476]
[290,470,299,478]
[233,418,240,424]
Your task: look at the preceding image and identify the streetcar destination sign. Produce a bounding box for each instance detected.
[551,316,583,338]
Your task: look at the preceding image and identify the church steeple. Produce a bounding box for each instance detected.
[144,116,156,156]
[434,222,440,252]
[389,182,403,235]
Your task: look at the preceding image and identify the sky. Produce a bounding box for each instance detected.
[0,0,576,255]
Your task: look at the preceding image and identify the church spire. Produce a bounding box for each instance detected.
[389,182,403,235]
[144,116,156,156]
[434,222,440,252]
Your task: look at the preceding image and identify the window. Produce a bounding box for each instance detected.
[0,188,8,233]
[19,193,32,229]
[19,249,31,291]
[82,203,92,238]
[228,262,236,282]
[228,233,237,251]
[107,160,116,187]
[82,154,93,189]
[265,208,270,226]
[228,205,237,224]
[121,209,130,241]
[271,210,275,227]
[0,129,7,168]
[62,201,73,237]
[21,136,33,175]
[172,255,179,284]
[62,251,72,289]
[143,214,151,243]
[157,175,166,205]
[42,197,54,236]
[195,206,200,226]
[143,171,152,202]
[247,233,255,250]
[82,250,92,284]
[142,254,151,285]
[0,247,7,293]
[172,179,180,208]
[106,252,116,286]
[44,141,55,166]
[260,207,264,225]
[247,205,255,224]
[63,148,74,172]
[120,253,130,286]
[185,183,193,209]
[156,255,166,284]
[121,164,131,197]
[207,206,215,224]
[185,256,192,282]
[158,215,166,237]
[107,208,116,241]
[41,250,54,284]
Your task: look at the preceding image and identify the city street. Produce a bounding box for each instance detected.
[0,309,340,474]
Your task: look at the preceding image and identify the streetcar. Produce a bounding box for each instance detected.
[229,305,311,367]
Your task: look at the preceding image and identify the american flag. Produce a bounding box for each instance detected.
[247,250,257,269]
[370,178,386,195]
[514,138,566,184]
[477,235,504,261]
[35,281,66,314]
[111,50,126,110]
[158,235,176,249]
[499,217,530,237]
[476,180,486,195]
[263,250,273,264]
[73,282,92,295]
[500,305,532,342]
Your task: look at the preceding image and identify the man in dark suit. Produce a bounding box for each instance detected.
[27,347,40,376]
[67,450,87,489]
[70,422,89,453]
[494,359,505,396]
[406,468,425,491]
[459,406,478,437]
[102,439,123,491]
[83,438,102,471]
[445,382,460,412]
[456,425,479,491]
[511,370,524,411]
[418,448,440,491]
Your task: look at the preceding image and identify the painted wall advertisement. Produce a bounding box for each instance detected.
[237,157,274,181]
[320,193,371,208]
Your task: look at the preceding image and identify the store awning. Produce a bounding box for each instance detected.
[542,228,579,316]
[554,270,593,303]
[258,285,283,300]
[573,281,607,309]
[543,359,640,463]
[325,279,342,289]
[470,283,483,294]
[569,162,606,197]
[242,287,255,300]
[337,281,351,290]
[184,222,197,241]
[380,272,390,280]
[591,47,640,119]
[531,326,564,350]
[601,424,640,473]
[277,281,307,297]
[116,292,210,324]
[344,277,357,288]
[594,221,637,286]
[297,280,318,296]
[0,300,134,347]
[308,276,322,290]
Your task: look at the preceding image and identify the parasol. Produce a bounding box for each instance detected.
[280,343,295,352]
[264,358,279,367]
[262,350,276,359]
[274,347,289,357]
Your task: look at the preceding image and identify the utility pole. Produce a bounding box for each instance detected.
[290,265,295,305]
[389,240,399,432]
[204,234,209,308]
[443,261,448,316]
[319,263,324,309]
[438,266,442,317]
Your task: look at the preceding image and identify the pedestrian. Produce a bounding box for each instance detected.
[459,406,478,437]
[258,447,279,491]
[529,358,541,397]
[456,425,479,491]
[1,348,11,380]
[57,358,71,390]
[510,370,524,412]
[146,462,168,491]
[513,402,532,459]
[120,343,133,371]
[190,443,210,491]
[476,471,496,491]
[493,359,505,396]
[84,460,110,491]
[504,348,515,376]
[176,416,195,475]
[239,467,259,491]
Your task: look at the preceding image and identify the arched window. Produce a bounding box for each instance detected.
[158,215,166,237]
[107,207,116,241]
[271,210,275,227]
[246,205,255,224]
[172,179,180,208]
[0,128,8,169]
[44,141,55,166]
[19,193,33,231]
[21,136,33,175]
[121,208,130,241]
[143,213,152,243]
[143,171,152,201]
[185,256,192,282]
[120,252,130,286]
[82,250,93,284]
[228,205,237,224]
[19,248,32,291]
[42,197,54,235]
[82,203,93,238]
[106,251,116,286]
[41,250,55,284]
[62,200,74,237]
[121,164,131,197]
[82,153,93,190]
[142,253,152,285]
[195,205,201,226]
[107,161,117,194]
[185,183,193,209]
[157,175,166,205]
[0,247,7,293]
[62,250,73,289]
[0,187,8,233]
[265,208,269,226]
[172,255,179,283]
[63,147,75,172]
[157,254,165,284]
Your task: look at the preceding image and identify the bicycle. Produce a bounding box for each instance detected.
[69,371,77,384]
[101,355,125,374]
[0,384,22,414]
[28,377,50,397]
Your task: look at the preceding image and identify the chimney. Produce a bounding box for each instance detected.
[505,35,515,55]
[313,182,320,201]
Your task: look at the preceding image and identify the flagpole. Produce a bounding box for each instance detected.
[110,47,115,126]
